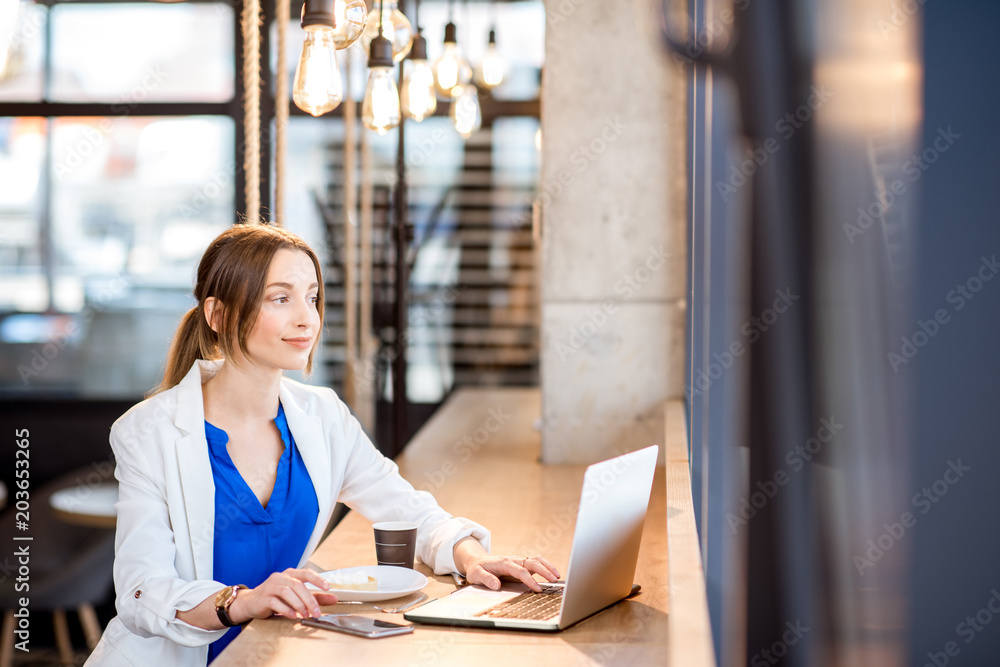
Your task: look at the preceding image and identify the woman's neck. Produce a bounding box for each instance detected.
[202,360,283,423]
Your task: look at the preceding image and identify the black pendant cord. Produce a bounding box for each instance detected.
[391,0,409,456]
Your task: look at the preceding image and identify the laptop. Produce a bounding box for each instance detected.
[404,445,659,631]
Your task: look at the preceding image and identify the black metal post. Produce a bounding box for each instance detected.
[258,0,275,219]
[392,64,409,455]
[233,0,247,222]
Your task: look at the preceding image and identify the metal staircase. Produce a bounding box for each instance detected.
[317,119,540,403]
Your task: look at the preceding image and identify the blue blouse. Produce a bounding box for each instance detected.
[204,403,319,664]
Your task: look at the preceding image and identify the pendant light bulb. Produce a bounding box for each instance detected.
[361,0,413,63]
[450,84,481,139]
[330,0,368,49]
[434,21,471,99]
[363,67,401,135]
[475,29,504,90]
[293,25,343,116]
[362,31,401,135]
[402,30,436,121]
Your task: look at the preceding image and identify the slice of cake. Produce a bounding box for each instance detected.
[326,571,378,591]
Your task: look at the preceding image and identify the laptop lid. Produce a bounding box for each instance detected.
[405,445,659,631]
[557,444,658,628]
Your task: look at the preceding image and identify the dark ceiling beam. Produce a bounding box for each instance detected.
[0,102,237,117]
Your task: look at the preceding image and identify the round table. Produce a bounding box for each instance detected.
[49,482,118,529]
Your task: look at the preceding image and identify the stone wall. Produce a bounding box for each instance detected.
[539,0,687,463]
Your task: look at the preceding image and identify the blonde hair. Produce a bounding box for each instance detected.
[154,223,325,394]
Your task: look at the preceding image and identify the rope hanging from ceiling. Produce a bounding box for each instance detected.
[241,0,261,223]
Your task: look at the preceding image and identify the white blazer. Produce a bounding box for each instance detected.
[85,359,490,666]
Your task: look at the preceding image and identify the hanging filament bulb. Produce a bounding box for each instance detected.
[330,0,368,50]
[363,66,401,134]
[434,21,471,99]
[402,29,437,121]
[475,29,504,91]
[360,0,413,63]
[293,1,343,116]
[450,84,481,139]
[362,11,401,135]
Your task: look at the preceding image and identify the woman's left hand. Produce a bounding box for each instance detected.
[453,536,560,592]
[465,555,561,592]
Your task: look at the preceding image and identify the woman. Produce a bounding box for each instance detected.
[86,223,558,665]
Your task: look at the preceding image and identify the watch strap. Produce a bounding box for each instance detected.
[215,584,249,627]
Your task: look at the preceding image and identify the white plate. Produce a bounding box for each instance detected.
[308,565,428,602]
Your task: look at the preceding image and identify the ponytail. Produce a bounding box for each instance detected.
[151,305,218,395]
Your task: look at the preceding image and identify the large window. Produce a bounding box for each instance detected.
[0,0,544,402]
[0,2,237,397]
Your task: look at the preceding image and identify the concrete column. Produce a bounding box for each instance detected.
[540,0,686,464]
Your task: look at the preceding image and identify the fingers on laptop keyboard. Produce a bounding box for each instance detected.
[527,556,561,582]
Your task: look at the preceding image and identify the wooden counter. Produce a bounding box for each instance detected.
[214,388,671,666]
[665,400,716,666]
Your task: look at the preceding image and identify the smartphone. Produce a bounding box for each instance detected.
[301,614,415,638]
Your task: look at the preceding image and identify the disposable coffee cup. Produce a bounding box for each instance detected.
[373,521,417,569]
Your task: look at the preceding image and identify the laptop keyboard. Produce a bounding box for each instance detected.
[474,585,564,621]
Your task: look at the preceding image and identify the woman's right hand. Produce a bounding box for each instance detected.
[230,568,339,623]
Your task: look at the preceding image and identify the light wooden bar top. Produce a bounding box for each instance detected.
[215,388,671,666]
[664,400,716,666]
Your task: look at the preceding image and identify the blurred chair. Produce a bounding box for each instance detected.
[0,467,116,667]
